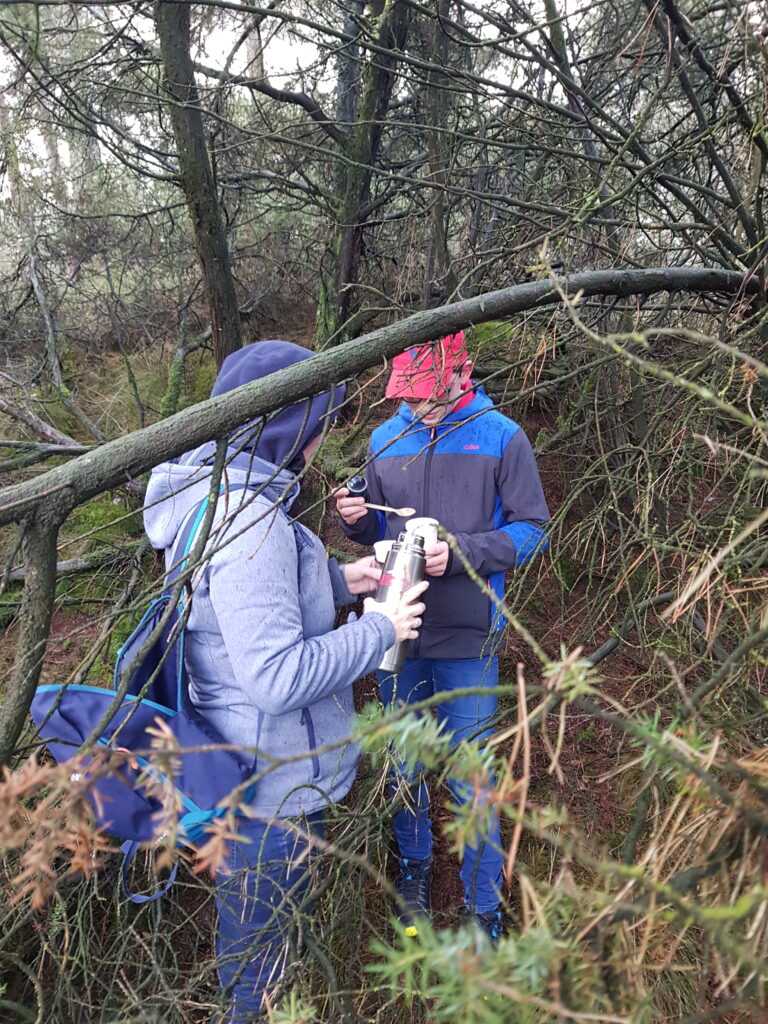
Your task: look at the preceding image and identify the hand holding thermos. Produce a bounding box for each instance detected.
[363,577,428,656]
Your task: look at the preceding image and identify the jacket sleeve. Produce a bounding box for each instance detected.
[327,557,355,607]
[338,441,386,547]
[207,507,394,716]
[449,428,550,575]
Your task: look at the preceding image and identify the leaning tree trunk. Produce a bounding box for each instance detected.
[155,0,241,368]
[0,496,73,766]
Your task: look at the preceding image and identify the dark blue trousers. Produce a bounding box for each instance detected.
[214,811,324,1022]
[377,656,503,913]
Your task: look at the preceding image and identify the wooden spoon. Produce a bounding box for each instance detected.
[363,502,416,517]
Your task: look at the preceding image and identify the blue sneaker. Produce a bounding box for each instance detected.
[394,856,432,937]
[463,907,503,945]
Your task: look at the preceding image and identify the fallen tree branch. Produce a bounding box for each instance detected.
[586,592,677,667]
[0,393,79,448]
[0,441,93,453]
[0,443,94,474]
[1,544,138,583]
[0,266,757,527]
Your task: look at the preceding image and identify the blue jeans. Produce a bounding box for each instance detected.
[214,811,325,1022]
[377,656,502,913]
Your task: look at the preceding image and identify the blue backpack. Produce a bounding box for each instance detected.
[30,487,257,902]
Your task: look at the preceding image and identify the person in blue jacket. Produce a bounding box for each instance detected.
[144,340,427,1023]
[336,331,549,941]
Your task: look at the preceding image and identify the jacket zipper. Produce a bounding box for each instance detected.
[300,707,320,779]
[413,425,438,659]
[424,426,437,507]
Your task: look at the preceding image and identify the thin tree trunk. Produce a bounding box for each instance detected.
[421,0,457,308]
[155,0,241,368]
[0,496,72,765]
[336,1,364,132]
[543,0,650,457]
[27,254,106,443]
[1,95,105,444]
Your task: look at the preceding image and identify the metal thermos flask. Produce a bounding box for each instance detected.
[374,531,426,674]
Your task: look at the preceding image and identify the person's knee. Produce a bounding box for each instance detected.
[446,772,499,809]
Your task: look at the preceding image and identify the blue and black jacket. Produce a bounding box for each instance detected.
[341,387,550,659]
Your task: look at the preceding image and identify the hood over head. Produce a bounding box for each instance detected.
[212,340,345,471]
[144,340,345,551]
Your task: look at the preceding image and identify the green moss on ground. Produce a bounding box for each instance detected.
[64,494,142,553]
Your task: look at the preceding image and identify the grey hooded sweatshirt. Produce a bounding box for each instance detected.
[144,444,395,819]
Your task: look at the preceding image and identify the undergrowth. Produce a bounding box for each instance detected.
[1,294,768,1022]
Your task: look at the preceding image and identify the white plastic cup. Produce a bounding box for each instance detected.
[373,539,395,566]
[404,517,439,549]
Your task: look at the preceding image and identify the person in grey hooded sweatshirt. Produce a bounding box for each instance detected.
[144,340,427,1023]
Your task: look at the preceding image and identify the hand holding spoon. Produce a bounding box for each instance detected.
[363,502,416,517]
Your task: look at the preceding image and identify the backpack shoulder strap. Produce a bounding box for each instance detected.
[167,483,258,709]
[166,482,255,586]
[165,498,212,588]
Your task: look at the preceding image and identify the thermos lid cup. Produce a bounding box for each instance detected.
[346,475,368,496]
[373,539,394,564]
[404,517,439,548]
